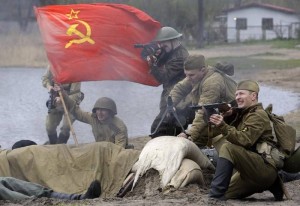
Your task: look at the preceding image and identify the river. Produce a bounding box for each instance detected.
[0,68,299,149]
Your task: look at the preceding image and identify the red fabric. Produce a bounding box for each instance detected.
[35,3,161,86]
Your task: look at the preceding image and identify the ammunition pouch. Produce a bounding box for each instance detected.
[270,148,285,169]
[256,142,285,169]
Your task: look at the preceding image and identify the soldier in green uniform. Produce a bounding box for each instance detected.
[42,66,83,144]
[171,55,236,147]
[147,26,189,138]
[55,84,129,148]
[208,80,284,201]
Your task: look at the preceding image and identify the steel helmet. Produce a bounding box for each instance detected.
[283,146,300,173]
[152,26,182,42]
[92,97,117,115]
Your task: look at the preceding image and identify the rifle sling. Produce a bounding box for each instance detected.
[207,123,213,148]
[67,90,81,95]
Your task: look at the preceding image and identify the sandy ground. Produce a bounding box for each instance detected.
[1,44,300,205]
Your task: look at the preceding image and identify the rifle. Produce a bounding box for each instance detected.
[46,88,58,113]
[190,102,232,117]
[134,42,161,60]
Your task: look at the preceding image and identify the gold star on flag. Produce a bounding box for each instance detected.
[66,9,80,20]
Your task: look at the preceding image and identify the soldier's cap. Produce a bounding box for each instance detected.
[184,55,205,71]
[237,80,260,93]
[12,140,37,150]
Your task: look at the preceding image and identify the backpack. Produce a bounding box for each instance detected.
[265,104,296,157]
[214,65,237,102]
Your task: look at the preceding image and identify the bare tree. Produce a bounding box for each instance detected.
[197,0,204,48]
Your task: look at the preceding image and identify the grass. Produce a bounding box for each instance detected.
[207,56,300,71]
[201,39,300,50]
[251,52,283,56]
[270,39,300,49]
[0,22,48,68]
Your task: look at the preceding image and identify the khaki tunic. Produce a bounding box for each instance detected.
[217,103,278,199]
[170,67,236,146]
[42,68,82,136]
[63,93,128,148]
[150,45,189,133]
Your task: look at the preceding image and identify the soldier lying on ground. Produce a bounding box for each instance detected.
[0,140,101,201]
[0,177,101,201]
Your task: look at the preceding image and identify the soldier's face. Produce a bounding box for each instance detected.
[184,68,205,85]
[95,108,111,122]
[159,41,172,53]
[235,90,257,108]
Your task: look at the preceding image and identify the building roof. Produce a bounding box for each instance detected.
[223,3,297,15]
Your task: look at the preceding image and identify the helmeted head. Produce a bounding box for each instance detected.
[152,27,182,42]
[92,97,117,115]
[236,80,259,108]
[184,55,207,85]
[152,27,182,53]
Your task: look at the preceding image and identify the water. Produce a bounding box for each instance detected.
[0,68,299,149]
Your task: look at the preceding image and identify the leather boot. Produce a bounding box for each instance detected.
[48,134,58,144]
[209,157,234,200]
[57,133,70,144]
[268,175,284,201]
[50,180,101,200]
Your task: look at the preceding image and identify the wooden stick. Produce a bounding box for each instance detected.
[58,91,79,147]
[279,175,292,200]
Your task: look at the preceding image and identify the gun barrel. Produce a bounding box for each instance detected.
[134,44,145,48]
[190,103,231,111]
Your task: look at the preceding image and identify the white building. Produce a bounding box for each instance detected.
[224,3,300,43]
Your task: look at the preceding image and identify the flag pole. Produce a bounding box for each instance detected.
[58,91,79,147]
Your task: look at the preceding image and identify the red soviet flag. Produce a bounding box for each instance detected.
[34,3,161,86]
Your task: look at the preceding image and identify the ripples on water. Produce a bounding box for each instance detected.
[0,68,299,149]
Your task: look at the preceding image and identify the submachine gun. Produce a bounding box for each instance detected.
[190,102,234,123]
[46,87,58,113]
[134,42,161,60]
[190,101,236,148]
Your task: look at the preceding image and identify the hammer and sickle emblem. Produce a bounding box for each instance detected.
[65,20,95,48]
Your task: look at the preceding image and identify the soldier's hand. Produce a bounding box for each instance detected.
[55,96,61,104]
[210,114,224,127]
[178,133,193,141]
[146,55,157,66]
[47,85,54,92]
[53,84,61,92]
[177,132,188,138]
